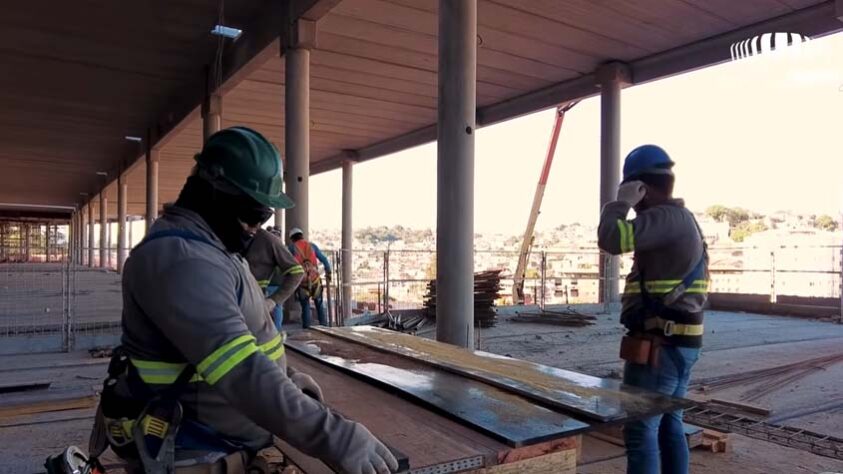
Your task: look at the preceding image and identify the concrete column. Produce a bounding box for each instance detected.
[146,144,159,233]
[23,224,30,262]
[88,204,94,267]
[45,224,52,263]
[202,93,223,143]
[117,175,128,272]
[436,0,477,348]
[283,20,316,239]
[74,214,80,264]
[341,159,354,322]
[597,62,630,305]
[99,193,107,268]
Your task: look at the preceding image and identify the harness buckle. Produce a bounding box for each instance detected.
[662,320,675,337]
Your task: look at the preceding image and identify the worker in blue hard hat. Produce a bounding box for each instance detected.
[597,144,709,474]
[85,126,398,474]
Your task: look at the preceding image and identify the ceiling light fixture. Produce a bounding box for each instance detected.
[125,136,142,142]
[211,25,243,40]
[96,171,108,177]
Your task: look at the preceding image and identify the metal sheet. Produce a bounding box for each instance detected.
[313,326,692,423]
[286,332,589,447]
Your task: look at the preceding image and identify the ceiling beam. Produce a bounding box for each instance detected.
[103,0,344,201]
[313,1,842,175]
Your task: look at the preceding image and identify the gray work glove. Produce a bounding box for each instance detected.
[264,297,276,315]
[338,423,399,474]
[290,371,324,402]
[616,180,647,207]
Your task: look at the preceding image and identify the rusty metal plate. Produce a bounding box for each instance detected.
[286,331,589,447]
[312,326,692,423]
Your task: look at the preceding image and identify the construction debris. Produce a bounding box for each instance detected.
[512,308,597,327]
[0,380,51,394]
[690,352,843,402]
[708,398,771,417]
[698,429,731,453]
[344,311,430,334]
[424,270,503,327]
[684,404,843,461]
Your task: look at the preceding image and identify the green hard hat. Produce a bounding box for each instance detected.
[195,126,294,209]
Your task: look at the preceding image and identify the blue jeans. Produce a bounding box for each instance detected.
[623,345,701,474]
[265,285,284,330]
[271,304,284,330]
[299,294,326,328]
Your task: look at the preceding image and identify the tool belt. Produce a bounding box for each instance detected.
[90,348,250,474]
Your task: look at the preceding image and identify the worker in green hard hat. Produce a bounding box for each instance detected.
[87,127,398,474]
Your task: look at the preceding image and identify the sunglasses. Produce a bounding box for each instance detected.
[238,207,274,227]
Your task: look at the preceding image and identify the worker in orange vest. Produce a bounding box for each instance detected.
[287,227,332,327]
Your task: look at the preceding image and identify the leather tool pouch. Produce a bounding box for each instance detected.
[620,335,651,365]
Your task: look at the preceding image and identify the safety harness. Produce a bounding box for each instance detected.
[628,212,709,348]
[88,229,251,473]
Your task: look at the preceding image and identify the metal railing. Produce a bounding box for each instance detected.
[325,244,843,319]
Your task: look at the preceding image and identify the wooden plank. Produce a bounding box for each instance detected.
[313,326,691,423]
[286,333,590,447]
[0,380,51,394]
[468,449,576,474]
[709,398,772,417]
[286,351,506,469]
[0,391,98,418]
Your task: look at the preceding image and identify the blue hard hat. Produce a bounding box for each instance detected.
[622,144,675,182]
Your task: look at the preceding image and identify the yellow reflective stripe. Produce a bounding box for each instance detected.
[205,343,259,385]
[130,359,186,370]
[257,279,270,289]
[617,220,635,253]
[624,279,708,295]
[130,358,188,385]
[282,265,304,276]
[645,317,705,336]
[259,334,285,361]
[259,334,282,352]
[266,344,285,361]
[197,335,255,375]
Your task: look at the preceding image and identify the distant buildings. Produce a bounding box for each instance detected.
[310,213,842,311]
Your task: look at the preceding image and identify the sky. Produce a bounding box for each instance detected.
[309,33,843,235]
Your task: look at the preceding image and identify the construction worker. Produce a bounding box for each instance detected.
[89,127,398,474]
[287,228,331,328]
[243,226,303,330]
[597,145,708,474]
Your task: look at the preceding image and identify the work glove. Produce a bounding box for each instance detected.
[289,371,324,402]
[616,180,647,207]
[337,424,399,474]
[264,298,276,315]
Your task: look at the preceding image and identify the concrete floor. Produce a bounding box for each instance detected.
[1,305,843,472]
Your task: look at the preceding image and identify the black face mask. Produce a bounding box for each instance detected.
[176,176,270,254]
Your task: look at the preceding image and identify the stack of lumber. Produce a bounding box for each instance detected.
[423,270,503,327]
[512,308,597,327]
